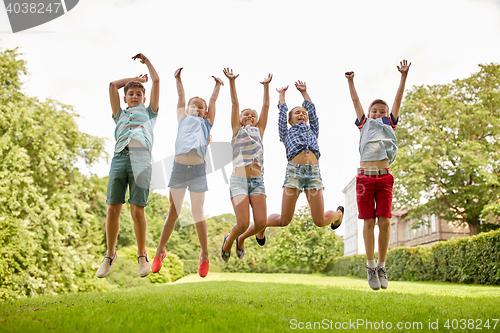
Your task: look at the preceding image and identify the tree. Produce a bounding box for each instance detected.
[392,63,500,235]
[0,48,106,299]
[272,206,343,272]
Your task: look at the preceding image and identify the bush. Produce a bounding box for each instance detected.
[328,230,500,285]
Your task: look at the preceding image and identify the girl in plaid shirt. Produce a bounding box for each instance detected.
[256,81,344,245]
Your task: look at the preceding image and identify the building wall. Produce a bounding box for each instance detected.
[388,213,470,249]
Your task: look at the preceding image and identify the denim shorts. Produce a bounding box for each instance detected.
[283,162,323,192]
[168,161,208,193]
[229,175,266,199]
[106,149,152,207]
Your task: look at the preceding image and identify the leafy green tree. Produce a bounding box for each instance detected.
[0,48,106,299]
[271,206,343,272]
[392,63,500,235]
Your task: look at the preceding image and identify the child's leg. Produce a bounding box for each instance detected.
[190,191,209,262]
[235,194,267,249]
[155,188,186,257]
[105,203,123,257]
[304,189,343,227]
[363,219,376,261]
[376,217,390,262]
[130,204,147,256]
[264,187,301,236]
[223,195,250,253]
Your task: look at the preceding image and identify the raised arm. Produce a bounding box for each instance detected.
[295,80,311,102]
[206,75,224,126]
[174,67,186,121]
[109,74,147,117]
[345,72,365,122]
[277,86,289,142]
[277,85,288,105]
[132,53,159,112]
[257,74,273,137]
[223,68,240,136]
[391,59,411,120]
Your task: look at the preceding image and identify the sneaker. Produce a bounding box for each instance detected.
[221,233,231,261]
[236,237,245,259]
[198,254,209,278]
[152,251,167,273]
[377,266,388,289]
[96,251,117,278]
[138,254,151,278]
[366,264,381,290]
[331,206,344,230]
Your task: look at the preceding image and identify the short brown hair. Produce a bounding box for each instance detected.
[188,96,208,110]
[124,81,146,95]
[369,99,389,110]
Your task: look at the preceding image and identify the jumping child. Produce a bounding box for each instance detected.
[96,53,159,278]
[220,68,272,261]
[151,67,223,278]
[256,81,343,245]
[345,59,411,290]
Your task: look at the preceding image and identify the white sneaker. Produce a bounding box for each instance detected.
[138,254,151,278]
[366,264,381,290]
[96,251,117,278]
[377,266,388,289]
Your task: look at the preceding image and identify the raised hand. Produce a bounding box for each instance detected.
[345,71,355,79]
[212,76,224,86]
[260,73,273,85]
[174,67,183,79]
[295,80,307,92]
[397,60,411,74]
[132,53,149,64]
[135,74,148,83]
[276,86,289,94]
[223,68,239,80]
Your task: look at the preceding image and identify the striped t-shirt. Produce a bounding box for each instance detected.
[113,103,158,152]
[232,125,263,169]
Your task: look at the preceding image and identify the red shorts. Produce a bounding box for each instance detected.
[356,172,394,219]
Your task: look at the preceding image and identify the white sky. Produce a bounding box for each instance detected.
[1,0,500,237]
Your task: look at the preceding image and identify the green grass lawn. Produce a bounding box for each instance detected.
[1,273,499,332]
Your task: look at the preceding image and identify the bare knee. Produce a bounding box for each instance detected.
[191,207,205,223]
[235,220,250,233]
[130,205,145,221]
[364,219,376,230]
[378,217,390,230]
[107,204,122,218]
[279,217,292,227]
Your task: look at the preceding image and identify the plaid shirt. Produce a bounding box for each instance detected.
[278,100,320,161]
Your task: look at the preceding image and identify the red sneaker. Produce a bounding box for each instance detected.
[198,254,209,278]
[152,251,166,273]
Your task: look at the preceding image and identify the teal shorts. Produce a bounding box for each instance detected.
[106,148,152,207]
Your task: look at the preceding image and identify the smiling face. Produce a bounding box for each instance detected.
[240,109,258,126]
[124,86,146,107]
[186,97,207,118]
[288,106,308,125]
[368,100,389,119]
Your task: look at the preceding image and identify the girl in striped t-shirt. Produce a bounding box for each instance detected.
[220,68,272,261]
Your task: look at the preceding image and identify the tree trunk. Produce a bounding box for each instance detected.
[468,222,478,236]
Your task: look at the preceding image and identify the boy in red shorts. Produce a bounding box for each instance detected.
[345,60,411,290]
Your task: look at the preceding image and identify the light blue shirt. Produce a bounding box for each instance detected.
[175,116,212,160]
[356,114,398,165]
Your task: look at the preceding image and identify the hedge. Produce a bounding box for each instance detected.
[328,229,500,285]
